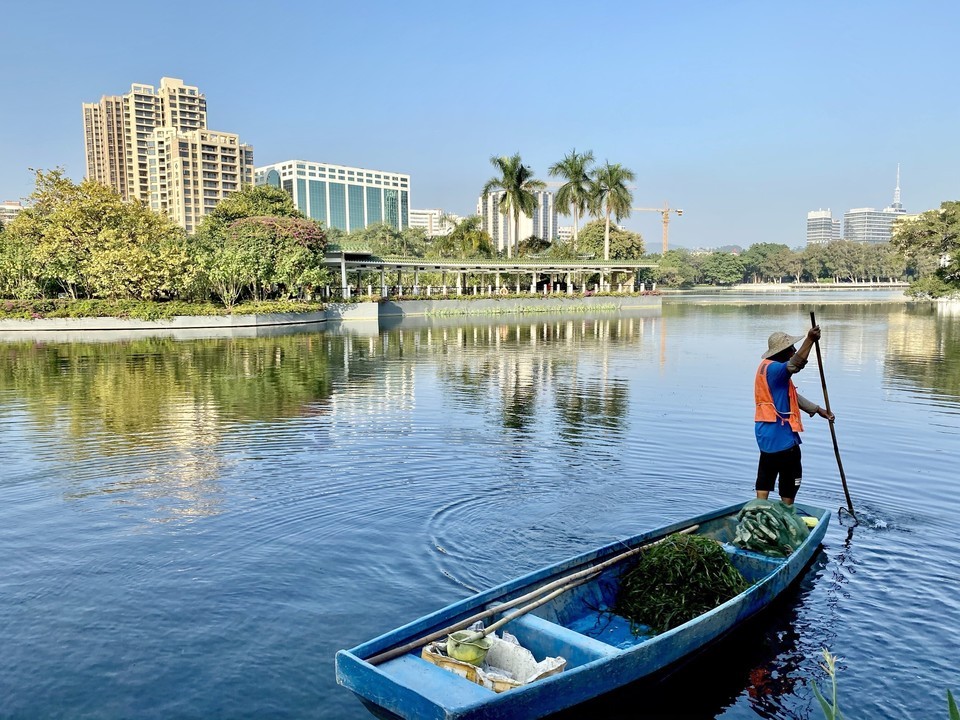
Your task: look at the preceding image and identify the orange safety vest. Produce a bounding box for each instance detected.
[754,359,804,432]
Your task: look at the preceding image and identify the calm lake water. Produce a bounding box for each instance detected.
[1,291,958,719]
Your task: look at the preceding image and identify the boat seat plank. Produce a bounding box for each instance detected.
[375,653,493,714]
[502,613,619,668]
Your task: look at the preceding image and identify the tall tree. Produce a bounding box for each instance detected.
[892,201,960,284]
[741,242,793,283]
[2,168,188,300]
[549,149,594,252]
[576,220,645,260]
[700,252,746,285]
[482,154,545,259]
[589,162,635,260]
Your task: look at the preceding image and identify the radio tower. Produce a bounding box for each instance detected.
[890,163,903,212]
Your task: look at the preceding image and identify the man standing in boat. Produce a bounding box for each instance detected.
[755,326,834,505]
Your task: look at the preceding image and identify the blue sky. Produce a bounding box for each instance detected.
[1,0,957,249]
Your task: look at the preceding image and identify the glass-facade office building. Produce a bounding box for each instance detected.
[255,160,410,232]
[843,206,905,245]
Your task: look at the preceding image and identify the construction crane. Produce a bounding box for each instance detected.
[632,203,683,254]
[544,183,683,253]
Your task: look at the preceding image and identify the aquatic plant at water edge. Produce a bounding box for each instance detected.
[812,649,844,719]
[812,648,959,720]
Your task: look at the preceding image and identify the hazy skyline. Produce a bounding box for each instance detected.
[1,0,957,249]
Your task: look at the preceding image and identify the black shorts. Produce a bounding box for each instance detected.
[756,445,802,500]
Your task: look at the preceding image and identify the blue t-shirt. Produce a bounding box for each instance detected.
[755,360,801,454]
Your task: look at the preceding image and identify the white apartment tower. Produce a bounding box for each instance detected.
[409,209,461,237]
[82,77,252,232]
[477,190,559,253]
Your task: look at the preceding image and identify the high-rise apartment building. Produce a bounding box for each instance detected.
[150,128,254,234]
[806,209,841,245]
[82,77,252,232]
[409,209,461,236]
[476,190,559,253]
[255,160,410,232]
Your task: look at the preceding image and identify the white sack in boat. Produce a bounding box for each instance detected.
[483,632,565,685]
[421,631,565,693]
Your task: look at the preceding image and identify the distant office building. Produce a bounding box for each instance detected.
[842,166,907,245]
[557,226,574,243]
[0,200,23,226]
[476,190,559,252]
[82,77,252,232]
[409,208,460,236]
[255,160,410,232]
[806,209,842,245]
[843,207,905,244]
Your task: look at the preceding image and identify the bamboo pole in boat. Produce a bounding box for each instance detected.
[364,524,699,666]
[809,311,855,517]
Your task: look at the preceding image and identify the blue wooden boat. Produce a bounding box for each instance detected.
[335,500,829,719]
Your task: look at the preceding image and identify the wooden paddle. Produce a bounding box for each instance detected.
[363,524,700,665]
[809,311,856,518]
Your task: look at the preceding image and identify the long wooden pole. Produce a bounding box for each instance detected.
[364,524,699,666]
[810,311,855,516]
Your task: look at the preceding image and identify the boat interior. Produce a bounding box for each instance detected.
[492,515,788,669]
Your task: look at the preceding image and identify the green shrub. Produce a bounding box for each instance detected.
[906,276,960,299]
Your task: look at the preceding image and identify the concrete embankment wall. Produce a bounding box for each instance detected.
[0,305,377,341]
[0,296,659,340]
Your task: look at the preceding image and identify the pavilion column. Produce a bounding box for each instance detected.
[340,256,348,299]
[380,267,386,297]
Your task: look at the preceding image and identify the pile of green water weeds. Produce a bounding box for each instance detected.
[613,533,750,635]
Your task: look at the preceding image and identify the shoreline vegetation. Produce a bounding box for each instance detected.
[1,170,957,319]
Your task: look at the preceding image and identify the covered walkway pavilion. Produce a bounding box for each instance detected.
[324,250,658,299]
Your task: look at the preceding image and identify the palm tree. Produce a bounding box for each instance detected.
[482,154,545,259]
[549,149,594,252]
[590,162,636,260]
[431,215,492,259]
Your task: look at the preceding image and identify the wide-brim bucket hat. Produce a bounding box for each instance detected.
[762,331,805,359]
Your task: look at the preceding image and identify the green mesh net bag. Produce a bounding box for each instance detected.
[732,499,810,557]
